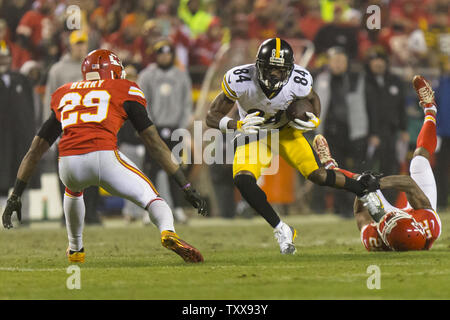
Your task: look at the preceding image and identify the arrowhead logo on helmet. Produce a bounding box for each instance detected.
[81,49,126,80]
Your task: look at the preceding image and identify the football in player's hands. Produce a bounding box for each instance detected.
[286,98,315,122]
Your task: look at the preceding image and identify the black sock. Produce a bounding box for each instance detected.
[343,176,365,197]
[234,174,281,228]
[318,170,365,197]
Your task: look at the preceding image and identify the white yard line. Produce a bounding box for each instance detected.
[0,267,66,272]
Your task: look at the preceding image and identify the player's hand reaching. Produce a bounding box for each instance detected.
[236,112,265,134]
[357,171,382,194]
[2,194,22,229]
[183,185,208,216]
[289,112,320,132]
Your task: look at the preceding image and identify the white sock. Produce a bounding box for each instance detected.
[64,193,85,251]
[147,198,175,233]
[424,105,437,114]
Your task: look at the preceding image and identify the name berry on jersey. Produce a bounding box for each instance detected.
[70,80,105,90]
[222,63,313,129]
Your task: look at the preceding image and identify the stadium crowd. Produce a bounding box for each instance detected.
[0,0,448,223]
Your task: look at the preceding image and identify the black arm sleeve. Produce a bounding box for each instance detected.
[37,111,62,146]
[123,100,153,133]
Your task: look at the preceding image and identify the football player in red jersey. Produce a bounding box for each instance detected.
[2,49,207,263]
[313,75,441,251]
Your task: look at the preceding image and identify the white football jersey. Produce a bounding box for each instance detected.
[221,63,313,129]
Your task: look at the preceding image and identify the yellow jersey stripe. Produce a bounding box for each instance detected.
[275,38,281,58]
[223,75,237,97]
[222,76,237,100]
[222,82,237,101]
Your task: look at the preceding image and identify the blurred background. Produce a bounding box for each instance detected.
[0,0,448,225]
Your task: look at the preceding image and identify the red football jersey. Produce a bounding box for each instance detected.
[360,222,391,252]
[360,208,441,251]
[50,79,147,156]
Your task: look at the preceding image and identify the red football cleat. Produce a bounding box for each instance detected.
[412,75,436,109]
[161,231,204,263]
[312,134,338,169]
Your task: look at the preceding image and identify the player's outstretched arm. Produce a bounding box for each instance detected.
[380,175,432,210]
[139,125,180,175]
[138,125,207,216]
[2,136,51,229]
[2,112,61,229]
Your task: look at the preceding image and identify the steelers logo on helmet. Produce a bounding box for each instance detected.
[256,38,294,92]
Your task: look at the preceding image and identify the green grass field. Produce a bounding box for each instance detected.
[1,212,449,300]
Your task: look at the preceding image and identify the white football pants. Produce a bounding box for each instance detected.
[59,150,175,251]
[59,150,160,209]
[377,155,437,211]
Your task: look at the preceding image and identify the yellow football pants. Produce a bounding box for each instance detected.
[233,126,319,179]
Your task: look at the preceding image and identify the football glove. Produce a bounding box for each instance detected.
[2,194,22,229]
[183,186,208,216]
[359,192,386,222]
[236,112,265,134]
[357,171,382,194]
[289,112,320,132]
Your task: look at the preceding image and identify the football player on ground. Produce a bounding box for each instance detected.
[313,75,441,251]
[2,49,207,263]
[206,38,374,254]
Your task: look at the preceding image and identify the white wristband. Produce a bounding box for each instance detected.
[219,116,233,132]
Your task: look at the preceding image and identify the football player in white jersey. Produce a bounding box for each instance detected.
[206,38,372,254]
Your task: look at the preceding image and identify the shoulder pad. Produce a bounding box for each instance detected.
[222,64,254,101]
[288,65,313,98]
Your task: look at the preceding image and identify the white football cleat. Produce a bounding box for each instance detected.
[274,222,297,254]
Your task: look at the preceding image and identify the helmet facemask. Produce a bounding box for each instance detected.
[256,59,293,91]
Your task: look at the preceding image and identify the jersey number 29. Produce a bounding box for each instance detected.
[58,90,111,129]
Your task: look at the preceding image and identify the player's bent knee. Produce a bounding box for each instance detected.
[234,172,257,190]
[65,188,84,198]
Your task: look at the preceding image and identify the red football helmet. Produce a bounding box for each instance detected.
[81,49,125,80]
[377,210,427,251]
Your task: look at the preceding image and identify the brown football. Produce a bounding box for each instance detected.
[286,98,314,122]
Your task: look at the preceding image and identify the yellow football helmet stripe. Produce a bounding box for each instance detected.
[275,37,281,58]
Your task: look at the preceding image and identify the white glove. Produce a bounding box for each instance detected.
[289,112,320,132]
[237,112,265,134]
